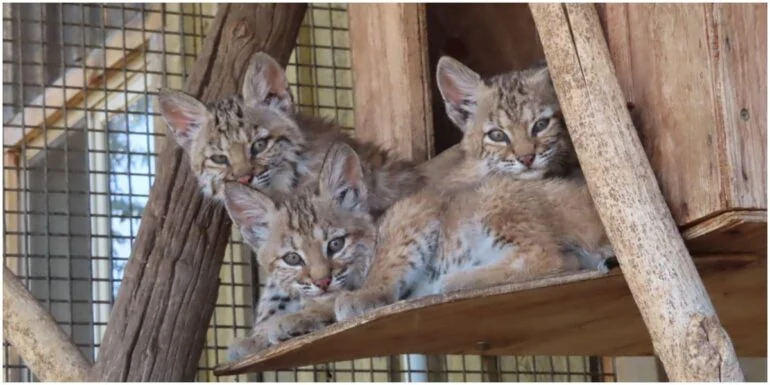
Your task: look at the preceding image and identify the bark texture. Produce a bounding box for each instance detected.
[528,3,743,381]
[87,4,307,381]
[3,266,91,381]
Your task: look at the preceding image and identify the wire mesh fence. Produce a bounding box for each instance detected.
[2,3,616,382]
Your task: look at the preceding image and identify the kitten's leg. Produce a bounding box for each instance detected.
[265,294,337,344]
[226,277,295,361]
[440,242,576,293]
[335,194,443,321]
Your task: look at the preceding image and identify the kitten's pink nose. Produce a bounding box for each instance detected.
[313,277,331,290]
[237,175,252,185]
[517,154,535,167]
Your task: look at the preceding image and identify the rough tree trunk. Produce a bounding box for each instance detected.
[529,3,744,381]
[3,266,91,381]
[88,4,307,381]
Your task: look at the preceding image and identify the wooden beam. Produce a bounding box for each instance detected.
[348,4,436,378]
[86,4,307,381]
[3,266,91,381]
[348,3,433,162]
[529,3,743,381]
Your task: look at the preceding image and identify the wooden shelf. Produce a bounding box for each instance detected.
[215,254,765,376]
[683,210,767,255]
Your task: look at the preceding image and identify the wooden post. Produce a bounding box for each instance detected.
[348,3,438,379]
[348,3,433,162]
[3,266,91,381]
[529,3,744,381]
[87,4,307,381]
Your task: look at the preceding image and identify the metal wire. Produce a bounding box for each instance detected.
[2,3,617,383]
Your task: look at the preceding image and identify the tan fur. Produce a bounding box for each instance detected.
[427,56,580,184]
[159,52,424,217]
[334,69,611,321]
[224,143,377,360]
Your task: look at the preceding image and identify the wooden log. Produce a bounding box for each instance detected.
[348,3,433,162]
[529,3,744,381]
[87,4,307,381]
[3,266,91,381]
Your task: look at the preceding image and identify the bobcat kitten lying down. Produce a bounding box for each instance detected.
[334,57,613,321]
[158,52,422,215]
[224,143,376,361]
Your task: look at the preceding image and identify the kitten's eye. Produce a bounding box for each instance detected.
[532,118,550,136]
[251,139,269,156]
[487,129,509,143]
[210,155,229,165]
[326,236,346,256]
[282,252,304,266]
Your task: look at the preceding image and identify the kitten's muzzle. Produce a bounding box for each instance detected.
[313,277,331,291]
[237,175,252,185]
[517,153,535,167]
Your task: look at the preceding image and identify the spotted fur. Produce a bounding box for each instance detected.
[335,60,613,321]
[158,52,423,215]
[435,56,579,180]
[224,143,376,360]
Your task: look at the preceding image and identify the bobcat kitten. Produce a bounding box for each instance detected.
[335,58,612,321]
[432,55,580,182]
[158,52,422,216]
[224,142,376,361]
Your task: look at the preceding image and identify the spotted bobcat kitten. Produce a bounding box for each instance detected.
[224,142,376,361]
[433,56,580,181]
[335,67,612,321]
[158,52,422,216]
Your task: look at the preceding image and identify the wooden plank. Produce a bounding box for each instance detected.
[425,4,545,152]
[86,4,307,381]
[683,210,767,255]
[348,4,437,378]
[214,255,765,375]
[348,3,433,162]
[709,4,767,212]
[596,4,766,227]
[532,3,743,380]
[599,4,724,227]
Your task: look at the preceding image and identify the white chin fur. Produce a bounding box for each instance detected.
[516,169,547,180]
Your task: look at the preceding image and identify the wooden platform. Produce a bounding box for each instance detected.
[214,254,765,376]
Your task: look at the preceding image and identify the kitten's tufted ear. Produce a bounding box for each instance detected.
[319,142,368,213]
[436,56,482,132]
[224,182,277,247]
[527,65,552,88]
[157,89,211,150]
[242,52,295,114]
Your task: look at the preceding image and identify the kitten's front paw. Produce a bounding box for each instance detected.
[334,290,392,322]
[226,335,271,362]
[266,314,333,345]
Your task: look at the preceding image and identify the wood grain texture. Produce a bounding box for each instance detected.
[531,3,743,381]
[683,210,767,255]
[596,4,766,227]
[709,3,767,212]
[348,3,433,162]
[87,4,307,381]
[425,4,545,153]
[3,266,91,381]
[214,256,764,375]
